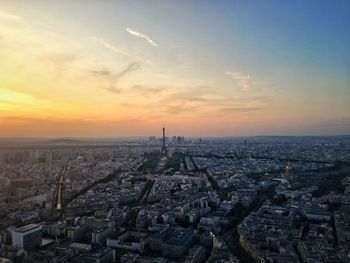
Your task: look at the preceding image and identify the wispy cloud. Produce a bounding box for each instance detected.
[0,115,147,137]
[91,62,141,79]
[118,84,267,119]
[220,106,261,114]
[225,71,253,92]
[115,62,140,78]
[0,87,50,112]
[0,88,33,108]
[91,37,128,57]
[126,27,157,47]
[316,117,350,128]
[0,11,22,22]
[91,62,141,92]
[102,86,123,94]
[90,68,112,77]
[129,85,163,95]
[39,52,77,79]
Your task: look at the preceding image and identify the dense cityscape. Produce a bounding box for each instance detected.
[0,130,350,262]
[1,1,350,262]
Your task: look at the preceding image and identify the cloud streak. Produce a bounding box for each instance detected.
[91,62,141,80]
[39,52,77,79]
[0,11,22,22]
[92,37,128,57]
[116,84,267,120]
[91,62,141,92]
[126,27,157,47]
[220,106,261,114]
[116,62,140,78]
[225,71,253,92]
[0,115,148,137]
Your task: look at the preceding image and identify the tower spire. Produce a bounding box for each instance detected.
[161,126,167,156]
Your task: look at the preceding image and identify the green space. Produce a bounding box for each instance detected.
[64,169,121,209]
[123,208,139,227]
[206,172,236,200]
[293,164,350,196]
[139,179,155,204]
[165,152,185,171]
[137,152,161,172]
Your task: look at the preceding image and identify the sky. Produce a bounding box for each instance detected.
[0,0,349,137]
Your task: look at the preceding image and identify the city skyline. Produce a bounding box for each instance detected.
[0,1,350,137]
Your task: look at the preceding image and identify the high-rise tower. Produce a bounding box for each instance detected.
[161,127,167,156]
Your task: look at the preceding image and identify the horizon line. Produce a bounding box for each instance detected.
[0,134,350,140]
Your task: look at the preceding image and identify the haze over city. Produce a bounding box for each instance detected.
[0,1,349,137]
[2,2,350,263]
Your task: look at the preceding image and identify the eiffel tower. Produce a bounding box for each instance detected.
[161,127,167,156]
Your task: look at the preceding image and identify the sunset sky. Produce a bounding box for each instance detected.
[0,1,349,137]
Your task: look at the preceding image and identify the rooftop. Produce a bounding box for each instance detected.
[15,223,41,233]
